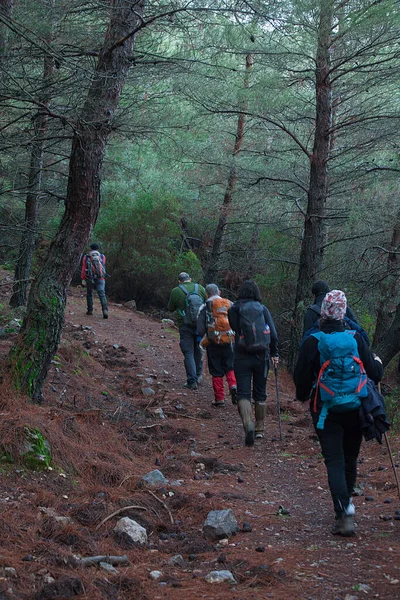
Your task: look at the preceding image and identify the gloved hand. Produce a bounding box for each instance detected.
[271,356,279,368]
[81,280,86,287]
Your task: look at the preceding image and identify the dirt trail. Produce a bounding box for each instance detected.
[0,282,399,600]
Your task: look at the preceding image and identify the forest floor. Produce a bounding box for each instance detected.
[0,272,399,600]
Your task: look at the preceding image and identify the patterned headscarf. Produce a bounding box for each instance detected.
[321,290,347,320]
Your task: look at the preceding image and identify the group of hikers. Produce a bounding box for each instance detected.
[81,244,388,538]
[167,272,387,538]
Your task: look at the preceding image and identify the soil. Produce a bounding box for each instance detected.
[0,275,399,600]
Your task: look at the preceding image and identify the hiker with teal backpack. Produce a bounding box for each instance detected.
[81,243,108,319]
[228,280,279,446]
[294,290,383,537]
[168,272,206,390]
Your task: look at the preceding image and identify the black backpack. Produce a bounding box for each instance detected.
[179,283,203,326]
[238,301,270,354]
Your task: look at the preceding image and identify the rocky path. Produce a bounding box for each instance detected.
[0,280,399,600]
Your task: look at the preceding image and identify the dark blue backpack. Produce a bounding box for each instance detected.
[312,330,368,430]
[238,301,271,354]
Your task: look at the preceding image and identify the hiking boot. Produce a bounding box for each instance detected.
[183,382,198,391]
[230,386,238,405]
[255,432,264,439]
[103,311,108,319]
[197,375,202,385]
[331,514,355,537]
[255,403,266,438]
[86,310,93,315]
[238,399,255,447]
[212,400,225,407]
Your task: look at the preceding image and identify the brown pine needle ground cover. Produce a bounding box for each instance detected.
[0,272,399,599]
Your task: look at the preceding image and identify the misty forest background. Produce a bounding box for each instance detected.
[1,0,400,400]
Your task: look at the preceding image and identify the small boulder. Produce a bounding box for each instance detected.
[114,517,147,546]
[125,300,137,311]
[140,469,168,487]
[205,570,237,584]
[203,509,239,540]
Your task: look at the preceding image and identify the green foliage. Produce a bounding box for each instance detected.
[95,190,203,308]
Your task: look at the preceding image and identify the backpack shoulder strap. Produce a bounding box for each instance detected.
[179,284,189,296]
[194,283,198,294]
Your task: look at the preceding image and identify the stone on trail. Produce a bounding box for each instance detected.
[168,554,184,566]
[205,570,237,584]
[140,469,168,486]
[114,517,147,545]
[203,509,239,540]
[125,300,137,311]
[141,387,155,396]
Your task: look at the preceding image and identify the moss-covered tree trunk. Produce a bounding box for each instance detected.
[8,0,145,401]
[287,0,333,371]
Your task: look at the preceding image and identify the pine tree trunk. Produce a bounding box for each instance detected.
[8,0,145,401]
[287,0,333,371]
[372,209,400,348]
[374,302,400,367]
[204,54,253,284]
[10,51,54,308]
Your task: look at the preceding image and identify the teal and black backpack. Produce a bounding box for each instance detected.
[312,330,368,430]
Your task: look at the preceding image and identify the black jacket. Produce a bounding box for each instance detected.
[228,298,279,357]
[294,319,383,413]
[303,293,359,336]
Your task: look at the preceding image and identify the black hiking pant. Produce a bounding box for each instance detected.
[233,350,269,404]
[312,409,362,515]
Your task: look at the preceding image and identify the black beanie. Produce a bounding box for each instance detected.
[311,280,330,297]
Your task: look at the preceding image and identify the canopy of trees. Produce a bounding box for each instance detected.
[1,0,399,397]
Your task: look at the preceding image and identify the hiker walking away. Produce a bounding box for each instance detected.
[294,290,383,537]
[168,272,206,390]
[197,284,237,407]
[81,243,108,319]
[303,280,360,337]
[228,280,279,446]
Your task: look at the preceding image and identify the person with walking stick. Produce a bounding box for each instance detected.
[294,290,383,537]
[228,280,279,446]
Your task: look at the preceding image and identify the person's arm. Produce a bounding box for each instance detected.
[228,304,240,332]
[303,308,317,335]
[81,255,87,283]
[293,336,319,401]
[168,288,179,312]
[356,335,383,383]
[263,306,279,358]
[196,304,207,337]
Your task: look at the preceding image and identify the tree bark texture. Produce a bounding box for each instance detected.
[0,0,13,56]
[287,0,333,371]
[204,54,253,284]
[372,209,400,350]
[10,50,55,308]
[374,301,400,368]
[8,0,145,401]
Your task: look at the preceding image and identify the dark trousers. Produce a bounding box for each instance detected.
[179,324,203,385]
[313,410,362,515]
[206,343,234,377]
[86,279,108,313]
[233,351,269,404]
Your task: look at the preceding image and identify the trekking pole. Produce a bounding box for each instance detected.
[274,365,283,441]
[378,383,400,503]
